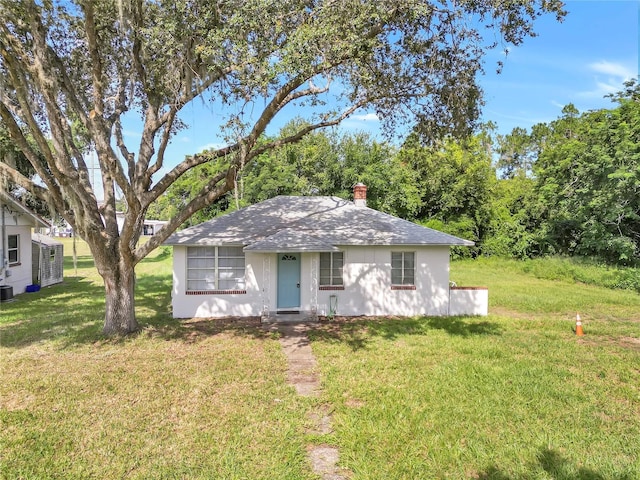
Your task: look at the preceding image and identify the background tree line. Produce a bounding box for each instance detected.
[150,81,639,267]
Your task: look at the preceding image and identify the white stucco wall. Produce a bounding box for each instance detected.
[314,245,451,317]
[449,287,489,316]
[171,248,264,318]
[1,225,35,295]
[171,245,453,319]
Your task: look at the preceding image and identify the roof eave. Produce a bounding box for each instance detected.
[243,246,340,253]
[0,191,50,228]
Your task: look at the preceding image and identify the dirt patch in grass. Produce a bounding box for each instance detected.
[621,336,640,347]
[344,396,365,408]
[581,335,640,352]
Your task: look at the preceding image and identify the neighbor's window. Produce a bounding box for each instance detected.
[8,234,19,265]
[391,251,415,285]
[186,246,245,291]
[319,251,344,287]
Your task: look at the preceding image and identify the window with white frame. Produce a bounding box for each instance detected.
[319,251,343,286]
[391,251,415,285]
[8,234,19,265]
[186,246,245,291]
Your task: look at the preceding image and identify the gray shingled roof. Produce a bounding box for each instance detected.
[164,196,474,249]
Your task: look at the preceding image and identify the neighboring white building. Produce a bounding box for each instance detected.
[142,219,168,236]
[32,233,64,287]
[164,185,488,320]
[115,212,168,236]
[1,191,50,299]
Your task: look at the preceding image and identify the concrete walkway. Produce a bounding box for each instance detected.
[268,322,350,480]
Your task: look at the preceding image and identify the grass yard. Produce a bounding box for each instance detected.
[311,258,640,479]
[1,239,312,479]
[1,244,639,479]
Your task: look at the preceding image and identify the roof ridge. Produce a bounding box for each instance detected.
[164,195,474,247]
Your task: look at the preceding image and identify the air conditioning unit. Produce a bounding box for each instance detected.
[0,285,13,302]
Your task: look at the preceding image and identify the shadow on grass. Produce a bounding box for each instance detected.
[133,273,273,343]
[140,317,273,345]
[0,271,272,349]
[309,315,502,351]
[0,277,105,348]
[479,447,634,480]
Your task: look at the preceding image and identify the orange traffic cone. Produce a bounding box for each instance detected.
[575,313,584,336]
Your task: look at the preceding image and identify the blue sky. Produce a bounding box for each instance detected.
[118,0,637,186]
[479,0,638,136]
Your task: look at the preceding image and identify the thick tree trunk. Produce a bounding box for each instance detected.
[101,261,138,336]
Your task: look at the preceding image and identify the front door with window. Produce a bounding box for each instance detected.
[277,253,301,310]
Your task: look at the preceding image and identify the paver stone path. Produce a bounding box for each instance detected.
[269,322,350,480]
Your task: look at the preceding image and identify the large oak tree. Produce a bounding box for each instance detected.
[0,0,565,335]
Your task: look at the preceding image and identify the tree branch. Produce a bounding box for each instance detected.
[0,161,53,206]
[144,108,176,182]
[134,166,236,261]
[145,143,240,203]
[82,1,106,117]
[249,102,366,159]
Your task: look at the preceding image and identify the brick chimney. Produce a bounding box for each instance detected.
[353,183,367,207]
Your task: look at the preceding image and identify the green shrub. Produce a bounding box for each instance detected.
[516,257,640,293]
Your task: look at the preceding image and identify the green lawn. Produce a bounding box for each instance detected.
[1,244,638,479]
[311,259,640,479]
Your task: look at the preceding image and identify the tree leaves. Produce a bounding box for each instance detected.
[534,82,640,265]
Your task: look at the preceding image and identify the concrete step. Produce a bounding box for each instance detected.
[261,311,318,323]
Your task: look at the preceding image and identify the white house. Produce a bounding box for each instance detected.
[1,191,50,300]
[164,184,488,320]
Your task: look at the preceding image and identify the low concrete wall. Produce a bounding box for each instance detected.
[449,287,488,316]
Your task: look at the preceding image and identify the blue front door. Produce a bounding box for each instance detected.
[277,253,301,309]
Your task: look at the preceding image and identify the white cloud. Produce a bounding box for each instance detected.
[577,79,627,100]
[576,60,635,99]
[352,113,379,122]
[482,108,549,126]
[197,142,227,153]
[588,60,635,80]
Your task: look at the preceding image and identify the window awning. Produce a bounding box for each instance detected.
[243,228,339,253]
